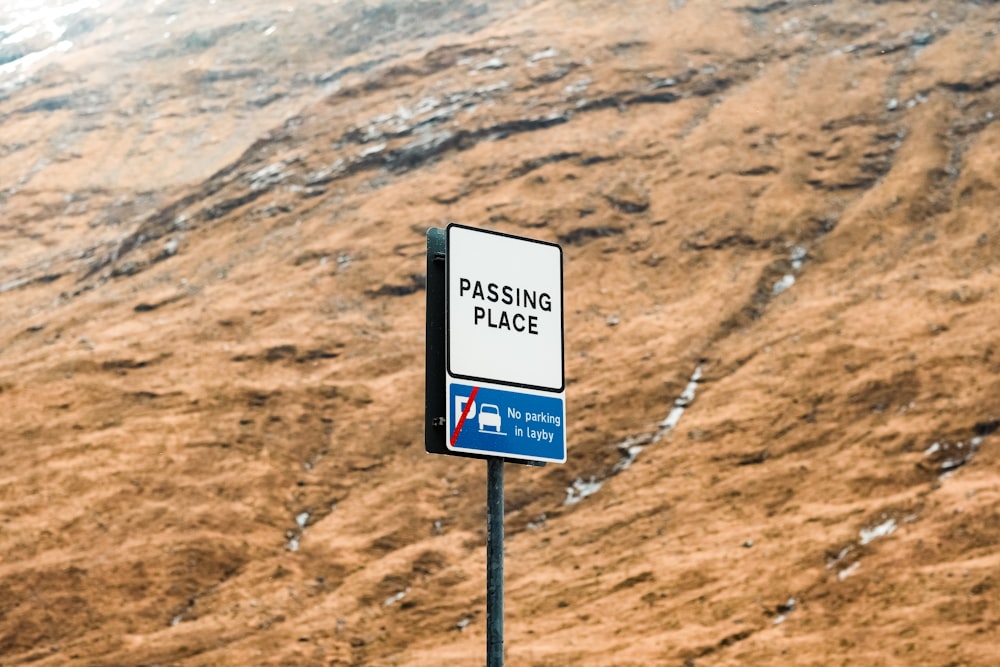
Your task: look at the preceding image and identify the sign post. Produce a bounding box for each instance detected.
[426,223,566,666]
[486,456,504,667]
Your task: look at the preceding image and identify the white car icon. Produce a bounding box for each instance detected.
[478,403,502,433]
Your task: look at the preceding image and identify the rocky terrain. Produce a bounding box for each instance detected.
[2,0,999,665]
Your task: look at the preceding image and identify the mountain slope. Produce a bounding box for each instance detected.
[1,1,999,665]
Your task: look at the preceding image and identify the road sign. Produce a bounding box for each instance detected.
[448,382,565,462]
[423,224,566,667]
[447,224,564,392]
[444,224,565,463]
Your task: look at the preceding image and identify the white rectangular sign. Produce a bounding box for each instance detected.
[447,224,564,392]
[446,223,565,463]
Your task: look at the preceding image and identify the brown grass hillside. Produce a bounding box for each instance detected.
[2,0,999,665]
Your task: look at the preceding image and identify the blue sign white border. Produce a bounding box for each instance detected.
[446,378,567,464]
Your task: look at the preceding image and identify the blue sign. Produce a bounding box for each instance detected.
[448,382,565,463]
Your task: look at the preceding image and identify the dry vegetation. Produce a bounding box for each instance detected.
[2,0,999,665]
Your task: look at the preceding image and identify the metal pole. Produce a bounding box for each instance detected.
[486,456,504,667]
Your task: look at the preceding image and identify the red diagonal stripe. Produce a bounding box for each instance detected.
[450,386,480,447]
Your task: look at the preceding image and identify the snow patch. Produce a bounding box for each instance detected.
[612,435,650,473]
[384,588,409,606]
[528,47,558,64]
[790,245,807,270]
[827,545,853,568]
[838,561,860,581]
[942,436,983,472]
[657,365,702,438]
[774,246,807,296]
[475,57,506,71]
[358,142,386,159]
[773,598,796,624]
[564,477,602,505]
[0,39,73,76]
[773,274,795,296]
[925,436,983,474]
[859,518,896,545]
[562,78,591,98]
[286,510,312,551]
[0,278,30,294]
[0,0,96,77]
[247,162,288,191]
[569,365,702,505]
